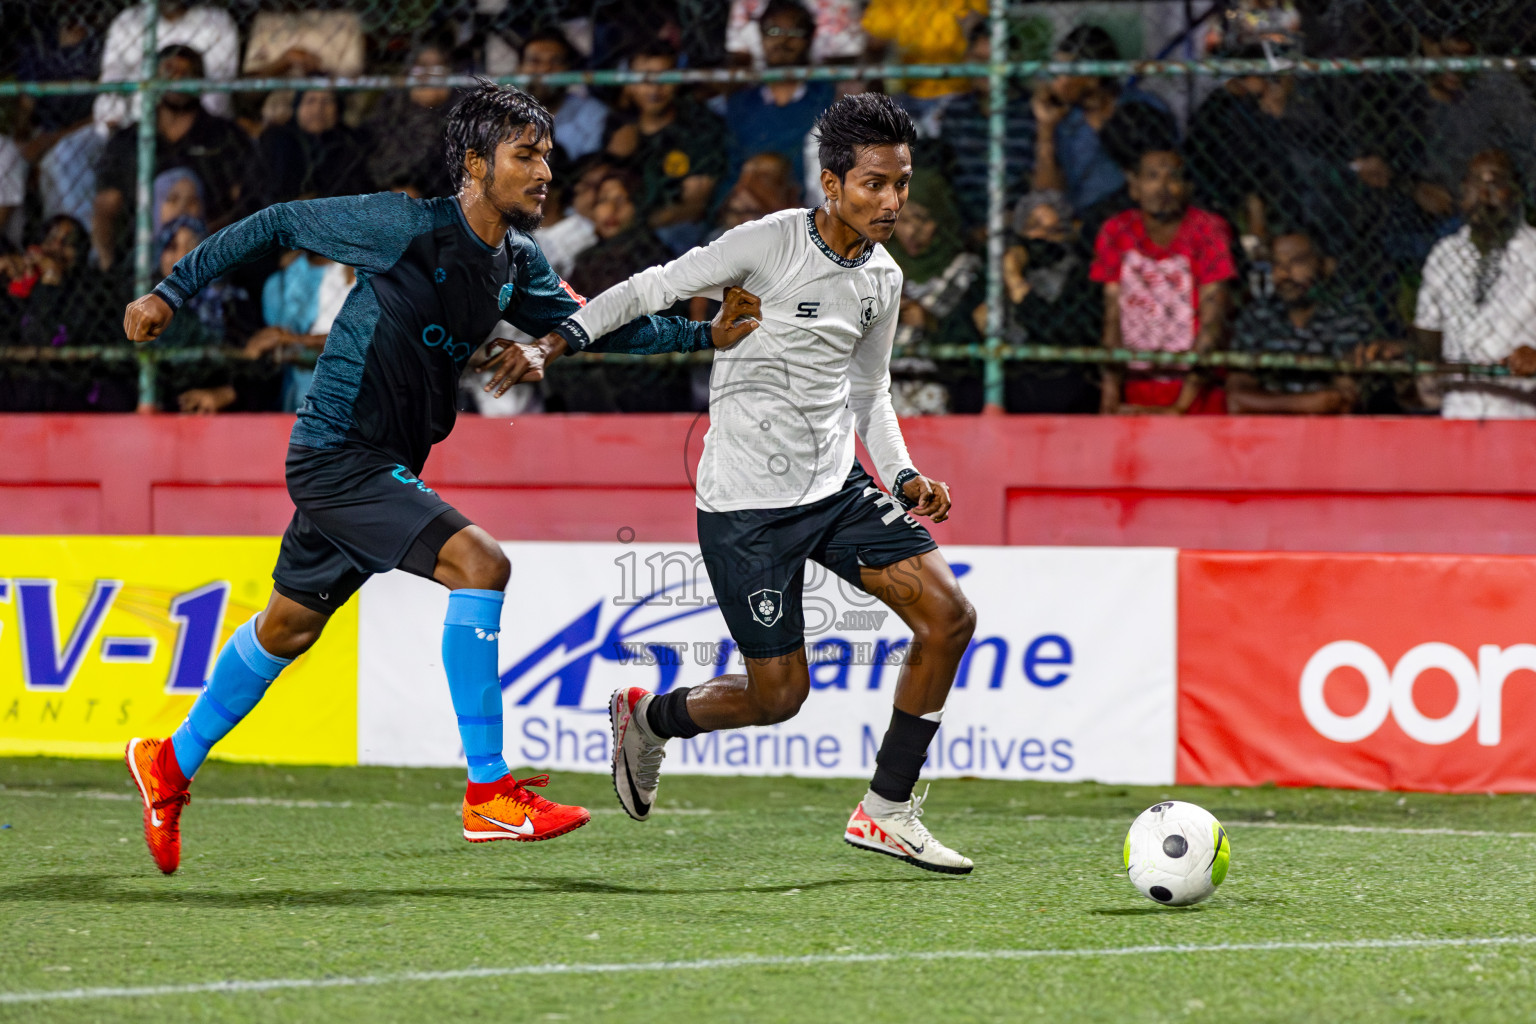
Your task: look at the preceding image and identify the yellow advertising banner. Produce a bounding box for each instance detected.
[0,537,356,765]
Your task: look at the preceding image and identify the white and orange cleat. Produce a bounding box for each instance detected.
[609,687,667,822]
[844,788,973,875]
[125,737,191,875]
[462,774,590,842]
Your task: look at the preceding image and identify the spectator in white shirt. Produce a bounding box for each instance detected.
[1414,149,1536,418]
[93,2,240,129]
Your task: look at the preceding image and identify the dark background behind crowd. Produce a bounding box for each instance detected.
[4,0,1536,419]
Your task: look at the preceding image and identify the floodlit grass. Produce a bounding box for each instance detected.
[3,757,1535,1022]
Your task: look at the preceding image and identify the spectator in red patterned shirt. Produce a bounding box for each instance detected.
[1091,148,1235,414]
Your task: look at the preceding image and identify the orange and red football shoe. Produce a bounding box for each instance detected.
[125,737,191,875]
[462,774,590,842]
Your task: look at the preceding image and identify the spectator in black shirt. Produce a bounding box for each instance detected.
[362,42,456,196]
[260,90,372,202]
[603,40,729,254]
[570,169,675,298]
[93,45,259,270]
[0,215,133,411]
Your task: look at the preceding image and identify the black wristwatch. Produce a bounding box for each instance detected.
[892,468,921,510]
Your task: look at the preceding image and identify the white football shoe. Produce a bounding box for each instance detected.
[844,787,974,875]
[609,687,666,821]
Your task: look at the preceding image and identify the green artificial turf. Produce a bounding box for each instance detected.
[2,757,1535,1022]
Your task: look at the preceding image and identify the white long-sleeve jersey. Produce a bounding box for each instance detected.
[561,208,915,512]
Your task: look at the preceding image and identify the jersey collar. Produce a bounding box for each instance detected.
[806,209,873,269]
[452,197,507,255]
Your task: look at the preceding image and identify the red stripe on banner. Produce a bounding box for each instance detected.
[1177,550,1536,792]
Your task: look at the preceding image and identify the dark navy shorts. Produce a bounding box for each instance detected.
[273,445,471,615]
[698,462,936,659]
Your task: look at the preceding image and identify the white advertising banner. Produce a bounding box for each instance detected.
[358,543,1178,784]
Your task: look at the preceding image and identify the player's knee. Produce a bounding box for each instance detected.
[752,682,809,725]
[915,594,976,655]
[256,609,326,660]
[458,540,511,591]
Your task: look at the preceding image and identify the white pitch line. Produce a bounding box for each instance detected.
[5,935,1536,1005]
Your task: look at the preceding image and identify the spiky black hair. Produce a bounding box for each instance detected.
[812,93,917,181]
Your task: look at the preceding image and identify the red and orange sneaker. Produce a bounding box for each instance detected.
[125,737,191,875]
[462,774,590,842]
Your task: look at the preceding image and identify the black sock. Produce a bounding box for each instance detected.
[646,687,701,739]
[869,708,940,803]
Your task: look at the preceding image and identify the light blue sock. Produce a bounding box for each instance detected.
[443,588,508,784]
[172,618,291,779]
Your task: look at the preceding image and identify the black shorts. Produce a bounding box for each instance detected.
[698,462,937,659]
[273,445,472,615]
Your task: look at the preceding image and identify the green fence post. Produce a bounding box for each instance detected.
[131,1,160,412]
[982,0,1008,411]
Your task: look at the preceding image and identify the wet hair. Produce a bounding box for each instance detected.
[761,0,816,36]
[443,79,554,191]
[813,93,917,181]
[521,27,580,65]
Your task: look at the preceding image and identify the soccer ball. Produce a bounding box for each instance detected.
[1123,800,1230,907]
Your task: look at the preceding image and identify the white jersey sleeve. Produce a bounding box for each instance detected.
[560,220,766,350]
[846,286,915,491]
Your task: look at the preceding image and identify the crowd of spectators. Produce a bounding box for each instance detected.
[3,0,1536,418]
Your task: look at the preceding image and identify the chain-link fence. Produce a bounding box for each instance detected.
[2,1,1535,415]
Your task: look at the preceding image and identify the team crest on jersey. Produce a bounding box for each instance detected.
[748,588,783,628]
[498,282,515,310]
[860,296,877,328]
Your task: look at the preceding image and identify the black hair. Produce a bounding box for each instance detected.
[1056,24,1119,62]
[595,166,644,204]
[630,38,679,65]
[761,0,816,36]
[442,79,554,191]
[813,93,917,180]
[1100,100,1179,171]
[157,43,204,76]
[521,27,580,65]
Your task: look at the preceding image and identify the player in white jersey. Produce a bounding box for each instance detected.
[486,95,977,874]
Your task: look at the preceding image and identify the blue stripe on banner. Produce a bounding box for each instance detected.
[101,638,155,661]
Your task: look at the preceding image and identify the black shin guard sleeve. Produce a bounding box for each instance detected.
[645,686,702,740]
[869,708,940,802]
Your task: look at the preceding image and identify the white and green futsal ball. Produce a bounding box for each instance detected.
[1124,800,1230,907]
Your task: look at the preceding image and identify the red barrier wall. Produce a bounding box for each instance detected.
[4,413,1536,552]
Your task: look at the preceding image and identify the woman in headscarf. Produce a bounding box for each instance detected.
[889,173,983,347]
[152,168,207,235]
[0,214,131,410]
[259,90,372,202]
[150,216,278,413]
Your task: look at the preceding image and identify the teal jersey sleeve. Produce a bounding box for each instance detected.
[153,192,435,310]
[506,234,711,355]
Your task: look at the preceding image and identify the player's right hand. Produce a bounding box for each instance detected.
[709,286,761,349]
[124,292,173,343]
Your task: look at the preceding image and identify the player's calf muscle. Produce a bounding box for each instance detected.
[255,594,329,659]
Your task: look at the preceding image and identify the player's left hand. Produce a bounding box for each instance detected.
[484,332,569,396]
[709,286,761,349]
[901,474,952,523]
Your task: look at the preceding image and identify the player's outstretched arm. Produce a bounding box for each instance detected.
[143,193,431,324]
[483,287,762,396]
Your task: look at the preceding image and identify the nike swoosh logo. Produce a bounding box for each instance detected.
[621,745,652,817]
[472,810,534,835]
[151,809,163,827]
